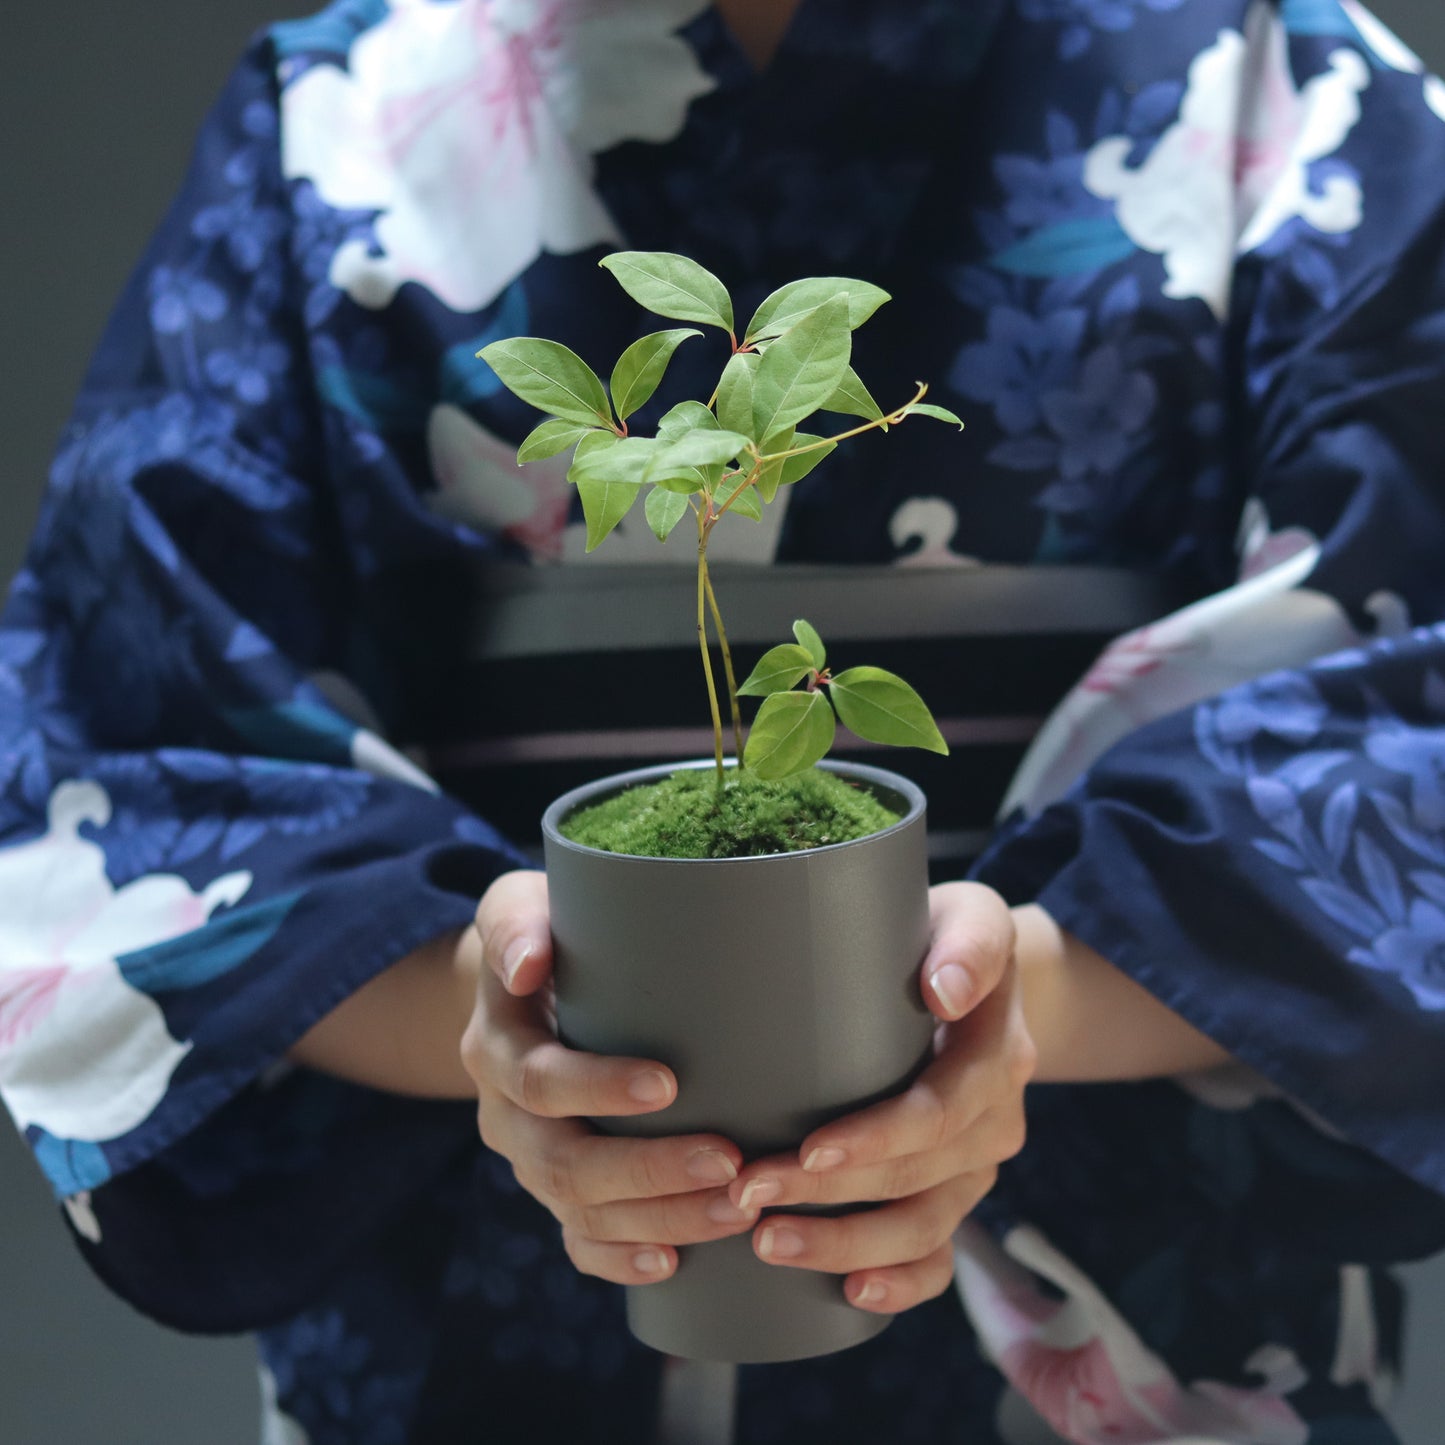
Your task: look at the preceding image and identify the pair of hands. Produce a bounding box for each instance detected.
[460,871,1035,1316]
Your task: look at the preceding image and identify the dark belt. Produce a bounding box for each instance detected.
[411,562,1186,876]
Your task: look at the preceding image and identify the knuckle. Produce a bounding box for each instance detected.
[1007,1034,1039,1091]
[902,1204,942,1261]
[997,1107,1028,1163]
[539,1148,577,1206]
[656,1191,697,1244]
[513,1048,554,1116]
[628,1145,668,1200]
[573,1203,610,1241]
[908,1079,951,1153]
[458,1018,480,1069]
[474,1101,502,1154]
[881,1154,926,1201]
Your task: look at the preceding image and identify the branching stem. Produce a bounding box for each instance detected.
[695,509,726,795]
[755,381,931,463]
[703,559,745,765]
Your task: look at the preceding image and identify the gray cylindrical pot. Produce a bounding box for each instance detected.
[541,759,934,1364]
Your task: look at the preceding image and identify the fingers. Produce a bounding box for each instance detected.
[844,1240,957,1315]
[491,1106,743,1208]
[561,1231,679,1286]
[783,990,1031,1178]
[921,881,1017,1023]
[751,1171,994,1277]
[474,869,553,996]
[729,1104,1024,1212]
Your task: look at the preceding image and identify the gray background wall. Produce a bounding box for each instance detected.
[3,2,1445,1442]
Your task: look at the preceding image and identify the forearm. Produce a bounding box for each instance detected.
[1013,904,1230,1083]
[287,925,481,1099]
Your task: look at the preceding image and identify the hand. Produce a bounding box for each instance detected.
[459,870,761,1285]
[726,881,1035,1315]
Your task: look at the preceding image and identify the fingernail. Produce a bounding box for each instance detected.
[738,1177,782,1211]
[706,1195,751,1225]
[853,1279,887,1307]
[688,1149,738,1185]
[633,1248,669,1276]
[930,962,974,1017]
[628,1070,673,1106]
[802,1146,847,1173]
[758,1224,804,1260]
[502,940,532,989]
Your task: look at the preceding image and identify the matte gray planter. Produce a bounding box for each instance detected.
[541,759,934,1363]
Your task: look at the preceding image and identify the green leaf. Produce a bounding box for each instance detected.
[657,400,719,441]
[478,338,613,428]
[779,433,836,485]
[738,643,814,697]
[645,487,690,542]
[651,467,709,496]
[609,328,702,422]
[751,295,852,440]
[565,429,620,481]
[744,690,836,779]
[599,251,734,333]
[643,428,751,482]
[899,402,965,429]
[752,427,794,503]
[792,620,826,670]
[744,277,891,345]
[576,474,643,552]
[715,472,761,521]
[568,435,657,486]
[517,418,593,463]
[829,666,949,754]
[821,366,884,424]
[714,352,758,439]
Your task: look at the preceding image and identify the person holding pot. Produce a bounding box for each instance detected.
[5,0,1445,1441]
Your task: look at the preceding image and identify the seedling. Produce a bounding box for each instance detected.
[480,251,961,795]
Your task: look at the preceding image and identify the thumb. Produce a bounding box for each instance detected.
[475,868,552,995]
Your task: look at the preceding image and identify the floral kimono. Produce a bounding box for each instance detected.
[5,0,1445,1440]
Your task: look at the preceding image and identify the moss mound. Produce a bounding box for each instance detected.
[559,767,902,859]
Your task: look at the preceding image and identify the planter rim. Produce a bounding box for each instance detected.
[541,758,926,866]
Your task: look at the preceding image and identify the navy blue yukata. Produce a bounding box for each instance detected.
[6,0,1445,1439]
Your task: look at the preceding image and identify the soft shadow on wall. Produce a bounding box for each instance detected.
[3,2,1445,1444]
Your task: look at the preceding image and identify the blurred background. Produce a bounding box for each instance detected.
[4,2,1445,1441]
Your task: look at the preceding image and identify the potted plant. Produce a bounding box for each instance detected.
[480,252,962,1363]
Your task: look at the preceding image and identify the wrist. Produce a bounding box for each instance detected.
[1011,903,1230,1083]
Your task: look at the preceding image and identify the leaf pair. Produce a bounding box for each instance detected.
[737,621,949,780]
[481,323,701,447]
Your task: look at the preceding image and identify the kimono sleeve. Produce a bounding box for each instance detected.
[0,42,526,1329]
[974,14,1445,1202]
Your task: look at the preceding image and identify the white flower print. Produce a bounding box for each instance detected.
[1084,1,1368,318]
[280,0,714,313]
[1336,0,1445,128]
[1001,538,1381,816]
[0,781,251,1144]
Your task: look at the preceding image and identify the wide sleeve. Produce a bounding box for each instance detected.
[973,10,1445,1201]
[0,42,527,1329]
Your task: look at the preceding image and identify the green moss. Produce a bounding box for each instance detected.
[559,767,902,859]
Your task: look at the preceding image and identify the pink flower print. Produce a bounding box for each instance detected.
[956,1222,1309,1445]
[281,0,715,314]
[426,403,573,560]
[0,967,66,1051]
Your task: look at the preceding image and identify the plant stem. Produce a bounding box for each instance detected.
[754,381,931,463]
[696,510,726,795]
[702,558,745,766]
